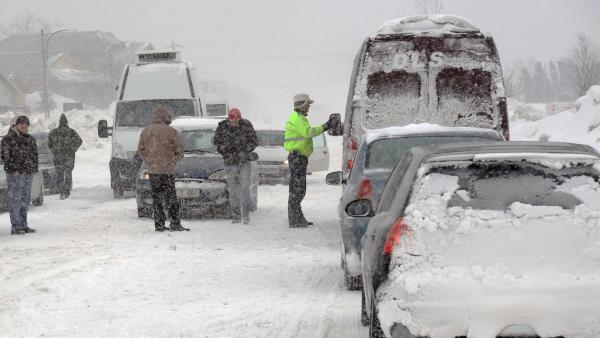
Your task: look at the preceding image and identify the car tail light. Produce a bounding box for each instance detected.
[503,129,510,141]
[383,218,411,256]
[347,159,353,170]
[357,178,373,199]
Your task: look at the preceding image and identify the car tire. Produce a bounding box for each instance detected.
[369,298,385,338]
[32,183,44,206]
[361,289,370,326]
[344,268,362,291]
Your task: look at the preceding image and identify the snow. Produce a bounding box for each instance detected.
[378,164,600,338]
[376,15,481,36]
[0,108,365,337]
[170,116,220,129]
[364,124,501,144]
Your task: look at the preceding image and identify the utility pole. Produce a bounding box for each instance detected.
[41,29,49,118]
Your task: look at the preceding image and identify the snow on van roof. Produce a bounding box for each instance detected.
[364,123,500,144]
[170,117,220,129]
[376,14,481,36]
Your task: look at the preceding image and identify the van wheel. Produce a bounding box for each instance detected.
[369,298,385,338]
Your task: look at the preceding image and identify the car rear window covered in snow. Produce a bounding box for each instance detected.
[116,99,196,128]
[365,135,496,170]
[180,129,217,153]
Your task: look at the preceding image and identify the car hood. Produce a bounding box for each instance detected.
[174,153,224,179]
[255,146,287,162]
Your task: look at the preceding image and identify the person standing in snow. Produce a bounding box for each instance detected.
[137,106,188,232]
[284,94,336,228]
[1,116,38,235]
[48,113,82,199]
[213,108,258,224]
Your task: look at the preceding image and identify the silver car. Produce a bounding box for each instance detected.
[357,141,600,338]
[326,126,503,290]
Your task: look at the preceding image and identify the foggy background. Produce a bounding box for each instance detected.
[1,0,599,127]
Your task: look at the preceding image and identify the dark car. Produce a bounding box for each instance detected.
[135,118,258,218]
[31,131,58,194]
[325,125,503,290]
[357,141,600,338]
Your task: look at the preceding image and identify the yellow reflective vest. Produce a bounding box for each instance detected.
[284,111,325,157]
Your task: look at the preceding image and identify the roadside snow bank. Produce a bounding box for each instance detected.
[511,86,600,151]
[377,166,600,338]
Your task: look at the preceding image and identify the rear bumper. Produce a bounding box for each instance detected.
[340,215,371,275]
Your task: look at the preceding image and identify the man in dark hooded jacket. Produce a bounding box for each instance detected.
[213,108,258,224]
[48,113,82,199]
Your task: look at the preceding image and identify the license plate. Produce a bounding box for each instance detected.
[176,189,200,198]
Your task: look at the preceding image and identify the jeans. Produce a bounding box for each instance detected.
[54,158,74,195]
[149,174,180,227]
[225,162,252,219]
[287,152,308,226]
[7,173,32,231]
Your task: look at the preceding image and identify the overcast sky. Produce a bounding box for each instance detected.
[2,0,599,124]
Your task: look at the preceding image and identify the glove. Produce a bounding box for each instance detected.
[322,122,330,131]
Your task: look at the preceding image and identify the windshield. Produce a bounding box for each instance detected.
[206,104,227,117]
[33,134,50,154]
[366,135,497,170]
[257,130,284,147]
[115,99,196,127]
[122,63,192,100]
[180,129,217,153]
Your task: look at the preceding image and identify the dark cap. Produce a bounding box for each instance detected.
[15,115,30,126]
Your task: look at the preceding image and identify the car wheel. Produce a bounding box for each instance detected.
[361,289,370,326]
[369,298,385,338]
[32,183,44,206]
[344,267,362,291]
[112,184,124,199]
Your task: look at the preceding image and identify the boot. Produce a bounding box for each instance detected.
[155,224,169,232]
[23,226,36,233]
[169,223,190,232]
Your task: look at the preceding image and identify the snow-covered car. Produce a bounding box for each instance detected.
[325,125,503,290]
[135,117,258,218]
[0,137,44,209]
[254,129,329,183]
[31,131,58,194]
[341,15,510,177]
[357,141,600,338]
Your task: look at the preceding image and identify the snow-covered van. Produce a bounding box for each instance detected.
[98,50,203,198]
[342,15,510,174]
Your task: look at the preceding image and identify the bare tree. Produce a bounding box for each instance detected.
[414,0,443,15]
[0,11,62,39]
[562,33,600,97]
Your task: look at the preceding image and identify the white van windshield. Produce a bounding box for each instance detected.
[115,99,196,127]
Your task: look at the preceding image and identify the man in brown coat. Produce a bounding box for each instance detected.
[137,106,188,232]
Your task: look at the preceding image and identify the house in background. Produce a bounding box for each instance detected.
[0,72,27,113]
[0,31,153,109]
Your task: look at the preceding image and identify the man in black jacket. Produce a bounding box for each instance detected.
[0,116,38,235]
[213,108,258,224]
[48,113,82,199]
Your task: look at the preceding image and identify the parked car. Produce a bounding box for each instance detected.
[135,117,258,218]
[254,129,329,183]
[0,138,44,209]
[326,125,503,290]
[357,141,600,338]
[340,15,510,176]
[31,131,58,194]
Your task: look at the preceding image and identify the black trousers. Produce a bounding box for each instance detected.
[149,174,180,227]
[288,152,308,226]
[54,158,74,195]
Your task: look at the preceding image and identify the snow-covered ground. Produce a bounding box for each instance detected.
[0,110,366,337]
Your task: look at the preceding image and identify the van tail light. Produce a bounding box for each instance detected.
[383,218,411,256]
[357,178,373,199]
[349,137,358,150]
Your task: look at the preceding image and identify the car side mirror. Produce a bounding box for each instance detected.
[327,113,343,136]
[326,171,344,185]
[346,199,372,217]
[98,119,112,138]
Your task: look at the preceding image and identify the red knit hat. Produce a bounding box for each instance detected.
[227,108,241,119]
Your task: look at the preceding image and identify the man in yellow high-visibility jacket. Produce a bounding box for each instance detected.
[284,93,335,228]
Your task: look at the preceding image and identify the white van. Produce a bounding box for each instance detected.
[204,95,229,119]
[98,50,203,198]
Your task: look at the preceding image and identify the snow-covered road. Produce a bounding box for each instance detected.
[0,139,367,338]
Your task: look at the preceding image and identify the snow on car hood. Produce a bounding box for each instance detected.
[378,171,600,338]
[175,154,224,179]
